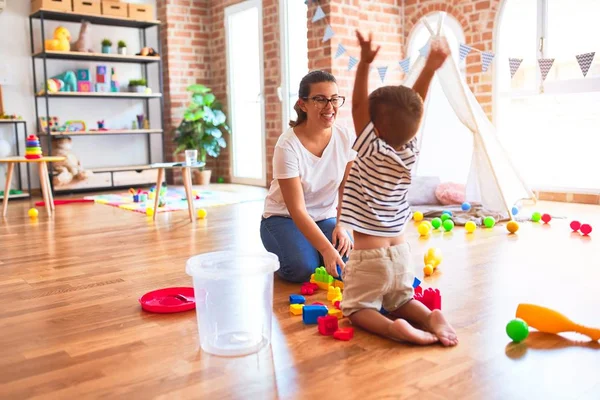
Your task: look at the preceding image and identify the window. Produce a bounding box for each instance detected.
[279,0,308,130]
[495,0,600,192]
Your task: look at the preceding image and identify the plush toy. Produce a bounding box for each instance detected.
[45,26,71,52]
[51,71,77,92]
[72,21,93,53]
[137,47,159,56]
[51,136,93,186]
[435,182,466,205]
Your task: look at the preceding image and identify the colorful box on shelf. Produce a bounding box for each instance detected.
[128,3,154,21]
[31,0,72,13]
[73,0,101,15]
[101,0,127,18]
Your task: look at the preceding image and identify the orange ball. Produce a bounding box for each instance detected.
[423,264,434,276]
[507,220,519,234]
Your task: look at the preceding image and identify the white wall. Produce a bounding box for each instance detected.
[0,0,161,192]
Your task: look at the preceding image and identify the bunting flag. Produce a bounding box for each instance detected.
[538,58,555,81]
[399,57,410,74]
[459,44,472,62]
[312,5,326,23]
[509,58,523,78]
[576,52,595,77]
[348,56,358,71]
[481,51,495,72]
[377,66,388,83]
[335,43,346,59]
[322,25,335,42]
[419,42,429,58]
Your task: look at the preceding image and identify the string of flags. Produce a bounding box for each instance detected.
[309,2,596,83]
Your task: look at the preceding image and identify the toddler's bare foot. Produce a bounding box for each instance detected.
[389,318,438,345]
[427,310,458,346]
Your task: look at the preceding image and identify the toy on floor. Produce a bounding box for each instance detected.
[515,303,600,341]
[197,208,207,219]
[461,202,471,211]
[541,213,552,224]
[465,221,476,233]
[512,206,519,215]
[45,26,71,51]
[414,288,441,311]
[418,221,431,236]
[442,219,454,232]
[318,315,339,335]
[311,266,334,290]
[431,217,442,230]
[413,211,424,222]
[25,135,43,159]
[289,294,305,304]
[302,304,328,324]
[506,318,529,343]
[531,212,542,222]
[580,224,592,236]
[35,199,94,206]
[28,208,38,218]
[424,248,442,271]
[506,220,519,234]
[483,216,495,228]
[333,327,354,341]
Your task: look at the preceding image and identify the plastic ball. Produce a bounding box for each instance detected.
[531,212,541,222]
[570,221,581,231]
[441,213,451,222]
[423,264,434,276]
[483,216,495,228]
[418,222,430,236]
[461,202,471,211]
[28,208,38,218]
[197,208,207,219]
[442,210,452,216]
[423,220,433,229]
[511,206,519,216]
[541,213,551,224]
[442,219,454,232]
[465,221,476,233]
[580,224,592,236]
[146,207,154,216]
[506,318,529,343]
[431,217,442,229]
[413,211,424,222]
[506,220,519,234]
[424,248,442,268]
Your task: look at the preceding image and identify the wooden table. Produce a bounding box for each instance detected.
[0,156,66,217]
[150,162,205,222]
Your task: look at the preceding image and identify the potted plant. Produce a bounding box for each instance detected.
[128,79,147,93]
[117,40,127,55]
[101,38,112,54]
[173,84,231,185]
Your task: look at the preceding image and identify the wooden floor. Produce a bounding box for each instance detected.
[1,185,599,400]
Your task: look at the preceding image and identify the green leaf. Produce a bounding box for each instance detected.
[203,93,215,106]
[192,94,204,105]
[193,109,205,121]
[206,127,222,138]
[213,110,226,125]
[187,84,210,94]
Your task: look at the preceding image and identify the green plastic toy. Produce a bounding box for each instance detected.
[431,217,442,229]
[506,318,529,343]
[314,266,333,285]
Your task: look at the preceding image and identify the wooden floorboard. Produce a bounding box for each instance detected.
[1,184,599,399]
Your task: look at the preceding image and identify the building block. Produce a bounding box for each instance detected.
[302,305,328,324]
[317,315,339,335]
[334,300,340,310]
[289,294,305,304]
[77,81,91,92]
[332,295,342,305]
[414,288,441,311]
[95,83,110,92]
[334,280,344,290]
[327,286,342,301]
[311,302,325,306]
[413,277,421,288]
[315,266,334,285]
[289,304,304,316]
[301,282,319,295]
[336,265,343,281]
[415,286,423,296]
[333,327,354,341]
[328,308,343,319]
[77,68,91,81]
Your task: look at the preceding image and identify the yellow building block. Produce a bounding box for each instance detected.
[327,286,342,301]
[332,295,342,305]
[316,281,331,290]
[328,308,343,319]
[334,280,344,290]
[289,304,304,316]
[310,274,316,284]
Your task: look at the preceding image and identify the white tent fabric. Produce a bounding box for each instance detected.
[401,18,536,220]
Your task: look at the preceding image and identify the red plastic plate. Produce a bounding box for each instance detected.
[139,287,196,313]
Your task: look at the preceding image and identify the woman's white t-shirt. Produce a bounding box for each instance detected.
[263,124,357,221]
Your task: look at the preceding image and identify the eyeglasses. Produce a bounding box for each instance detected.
[302,95,346,108]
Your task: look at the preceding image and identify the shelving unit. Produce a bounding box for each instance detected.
[29,9,165,195]
[0,120,32,200]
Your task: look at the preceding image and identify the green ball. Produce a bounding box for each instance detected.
[217,177,225,183]
[531,212,541,222]
[431,217,442,229]
[506,318,529,342]
[483,216,495,228]
[441,214,450,222]
[442,219,454,232]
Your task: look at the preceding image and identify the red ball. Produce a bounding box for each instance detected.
[580,224,592,236]
[541,213,552,223]
[570,220,581,231]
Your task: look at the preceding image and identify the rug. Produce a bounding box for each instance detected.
[85,187,265,214]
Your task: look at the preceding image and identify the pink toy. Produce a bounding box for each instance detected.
[570,221,581,231]
[334,300,340,309]
[317,315,339,336]
[541,213,551,224]
[414,288,441,311]
[435,182,465,205]
[333,327,354,341]
[580,224,592,236]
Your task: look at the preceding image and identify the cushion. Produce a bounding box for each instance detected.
[407,176,442,205]
[435,182,466,205]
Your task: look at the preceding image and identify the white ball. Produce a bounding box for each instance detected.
[0,139,11,158]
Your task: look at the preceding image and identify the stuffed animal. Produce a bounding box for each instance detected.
[45,26,71,52]
[51,71,77,92]
[137,47,159,56]
[51,136,93,186]
[72,21,93,53]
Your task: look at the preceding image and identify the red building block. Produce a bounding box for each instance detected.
[317,315,339,336]
[333,327,354,341]
[414,288,441,311]
[414,286,423,296]
[334,300,340,310]
[301,286,314,295]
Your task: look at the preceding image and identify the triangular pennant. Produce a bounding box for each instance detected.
[481,51,494,72]
[399,57,410,74]
[538,58,555,81]
[576,52,595,77]
[419,42,429,57]
[312,5,326,23]
[322,25,335,42]
[348,56,358,71]
[459,44,472,62]
[508,58,523,78]
[335,43,346,59]
[377,66,388,83]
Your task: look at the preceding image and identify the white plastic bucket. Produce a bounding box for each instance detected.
[186,250,280,357]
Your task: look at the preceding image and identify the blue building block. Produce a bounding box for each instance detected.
[289,294,305,304]
[412,277,421,288]
[302,305,328,324]
[77,68,91,81]
[335,265,343,282]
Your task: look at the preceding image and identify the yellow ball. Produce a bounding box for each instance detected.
[465,221,476,233]
[423,264,434,276]
[507,220,519,234]
[413,211,424,222]
[197,208,207,219]
[418,222,431,236]
[146,207,154,216]
[28,208,38,218]
[424,248,442,268]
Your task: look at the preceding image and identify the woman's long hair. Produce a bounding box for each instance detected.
[289,70,337,127]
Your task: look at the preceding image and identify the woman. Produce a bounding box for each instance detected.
[260,70,356,283]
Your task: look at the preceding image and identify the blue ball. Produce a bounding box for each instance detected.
[461,202,471,211]
[442,210,453,217]
[512,206,519,216]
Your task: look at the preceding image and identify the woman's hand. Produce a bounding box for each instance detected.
[322,246,345,279]
[332,225,353,258]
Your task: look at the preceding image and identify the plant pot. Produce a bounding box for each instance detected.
[118,47,127,55]
[129,85,147,93]
[193,169,211,185]
[102,45,111,54]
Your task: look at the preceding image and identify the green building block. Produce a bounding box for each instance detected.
[314,266,333,284]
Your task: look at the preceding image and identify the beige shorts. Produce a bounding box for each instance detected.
[341,243,415,317]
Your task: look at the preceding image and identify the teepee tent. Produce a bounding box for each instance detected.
[402,14,535,223]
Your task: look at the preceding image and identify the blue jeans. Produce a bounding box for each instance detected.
[260,216,348,283]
